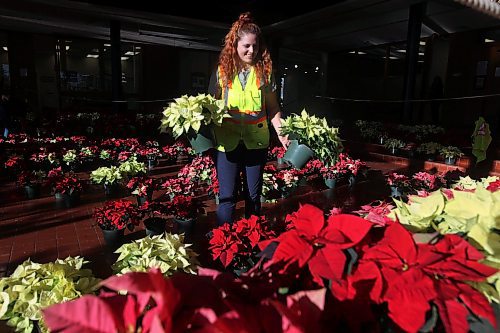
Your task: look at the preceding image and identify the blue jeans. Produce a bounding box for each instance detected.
[215,143,267,226]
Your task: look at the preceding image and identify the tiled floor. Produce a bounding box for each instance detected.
[0,156,402,280]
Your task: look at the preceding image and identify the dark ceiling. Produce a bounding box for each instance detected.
[70,0,340,26]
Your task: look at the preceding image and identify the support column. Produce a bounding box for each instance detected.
[110,20,122,113]
[403,2,426,123]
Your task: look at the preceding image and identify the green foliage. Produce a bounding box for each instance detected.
[416,142,443,155]
[90,166,122,185]
[112,233,199,276]
[117,157,146,177]
[159,94,229,138]
[383,138,405,150]
[0,257,100,333]
[439,145,463,159]
[280,109,343,166]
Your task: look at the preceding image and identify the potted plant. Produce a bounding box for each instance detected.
[163,195,203,237]
[126,176,158,206]
[53,174,83,208]
[439,145,463,165]
[93,199,142,248]
[159,93,229,153]
[17,170,45,200]
[137,147,161,170]
[209,215,275,274]
[416,142,443,161]
[111,233,198,276]
[386,172,411,198]
[138,201,168,236]
[269,146,286,164]
[383,138,405,155]
[90,166,123,196]
[161,145,179,165]
[62,149,79,171]
[0,257,99,333]
[280,109,343,168]
[118,157,147,177]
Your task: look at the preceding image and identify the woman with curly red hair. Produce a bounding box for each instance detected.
[209,12,288,226]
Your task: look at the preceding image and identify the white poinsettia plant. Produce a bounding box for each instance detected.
[112,233,198,276]
[280,109,343,166]
[0,257,99,333]
[159,93,229,138]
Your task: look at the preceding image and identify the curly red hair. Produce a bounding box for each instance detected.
[218,12,273,88]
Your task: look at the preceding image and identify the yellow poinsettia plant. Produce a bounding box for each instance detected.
[159,93,228,138]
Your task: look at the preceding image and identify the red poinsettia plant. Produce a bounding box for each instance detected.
[345,222,497,333]
[126,176,158,197]
[162,195,202,220]
[268,146,286,159]
[17,170,45,186]
[411,171,446,192]
[161,145,179,163]
[209,215,276,269]
[93,199,143,231]
[386,172,411,189]
[161,176,195,197]
[352,200,394,226]
[54,175,83,195]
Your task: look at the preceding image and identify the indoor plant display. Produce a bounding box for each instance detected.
[159,93,229,153]
[126,175,158,205]
[439,145,463,165]
[0,256,99,333]
[111,233,198,276]
[416,142,443,161]
[138,201,168,236]
[90,166,123,195]
[62,149,79,170]
[17,170,45,200]
[93,199,142,248]
[163,195,202,236]
[118,157,147,177]
[53,174,83,208]
[280,109,343,168]
[161,145,179,164]
[386,172,411,198]
[209,215,275,273]
[383,138,405,155]
[269,146,286,164]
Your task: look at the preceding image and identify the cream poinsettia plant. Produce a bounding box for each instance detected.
[0,257,99,333]
[159,93,228,138]
[112,233,198,276]
[280,109,343,166]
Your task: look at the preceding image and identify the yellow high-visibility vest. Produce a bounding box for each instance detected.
[214,66,270,152]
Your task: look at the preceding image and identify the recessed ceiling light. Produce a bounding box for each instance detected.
[121,56,129,61]
[419,41,426,46]
[104,43,111,47]
[396,49,406,53]
[357,51,366,55]
[294,64,298,68]
[389,56,398,59]
[65,46,70,51]
[419,52,425,56]
[2,47,7,51]
[124,51,140,56]
[86,54,99,58]
[484,38,495,43]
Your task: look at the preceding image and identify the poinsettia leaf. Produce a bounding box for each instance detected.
[323,214,373,247]
[308,247,346,283]
[435,299,469,333]
[458,283,497,330]
[42,295,122,333]
[103,269,180,318]
[289,204,325,237]
[384,270,437,333]
[272,230,314,268]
